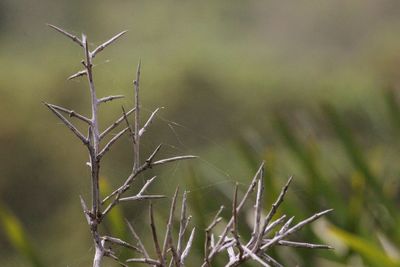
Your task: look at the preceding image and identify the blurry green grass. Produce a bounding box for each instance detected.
[0,203,45,267]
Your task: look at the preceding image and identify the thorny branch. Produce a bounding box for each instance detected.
[46,25,332,267]
[200,164,333,267]
[47,25,196,267]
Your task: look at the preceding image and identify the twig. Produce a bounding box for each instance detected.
[263,176,293,227]
[240,246,271,267]
[67,69,87,80]
[105,252,129,267]
[260,254,282,267]
[146,144,163,164]
[152,156,198,166]
[231,184,244,261]
[126,258,159,265]
[177,191,188,255]
[254,176,293,250]
[100,107,135,140]
[204,206,224,266]
[263,215,287,236]
[133,60,141,171]
[252,165,264,241]
[98,95,125,104]
[46,103,91,124]
[103,153,196,209]
[44,102,88,145]
[149,203,163,265]
[91,30,128,58]
[203,163,264,265]
[162,188,179,262]
[273,240,333,250]
[97,127,129,159]
[260,209,333,250]
[47,24,83,47]
[139,107,162,137]
[47,25,332,267]
[181,228,195,264]
[119,195,166,202]
[125,219,150,258]
[277,217,294,236]
[79,195,91,225]
[102,235,141,252]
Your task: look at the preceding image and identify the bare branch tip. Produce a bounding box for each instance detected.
[47,24,83,47]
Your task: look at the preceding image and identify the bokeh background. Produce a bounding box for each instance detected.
[1,1,400,266]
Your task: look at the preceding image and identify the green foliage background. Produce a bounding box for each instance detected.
[1,1,400,266]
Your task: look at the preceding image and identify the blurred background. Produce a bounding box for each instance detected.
[1,1,400,266]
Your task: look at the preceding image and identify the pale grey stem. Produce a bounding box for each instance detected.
[217,239,236,253]
[263,176,293,227]
[227,246,236,263]
[149,203,163,265]
[125,219,150,258]
[260,209,333,251]
[251,166,264,242]
[121,106,135,143]
[100,107,135,140]
[162,188,179,263]
[152,155,198,166]
[254,176,293,250]
[44,102,89,145]
[231,184,243,260]
[79,195,91,225]
[133,60,141,171]
[261,254,283,267]
[169,237,180,267]
[119,195,166,202]
[138,176,158,196]
[146,144,163,163]
[47,103,91,124]
[202,163,264,266]
[204,206,224,267]
[139,107,162,137]
[177,191,188,255]
[102,235,141,252]
[206,206,224,232]
[98,95,125,104]
[91,30,128,58]
[271,240,333,249]
[105,253,129,267]
[277,217,294,236]
[102,153,195,209]
[126,258,159,265]
[181,227,195,264]
[97,127,129,159]
[263,215,287,236]
[67,69,87,80]
[93,247,104,267]
[82,33,103,267]
[47,24,83,47]
[239,245,271,267]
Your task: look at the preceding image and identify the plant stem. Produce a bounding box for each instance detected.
[82,34,103,267]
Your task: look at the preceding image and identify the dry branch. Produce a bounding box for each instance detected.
[46,26,332,267]
[98,95,125,104]
[47,24,83,47]
[91,30,128,58]
[100,107,135,140]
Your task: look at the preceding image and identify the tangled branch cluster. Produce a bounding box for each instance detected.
[45,25,332,267]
